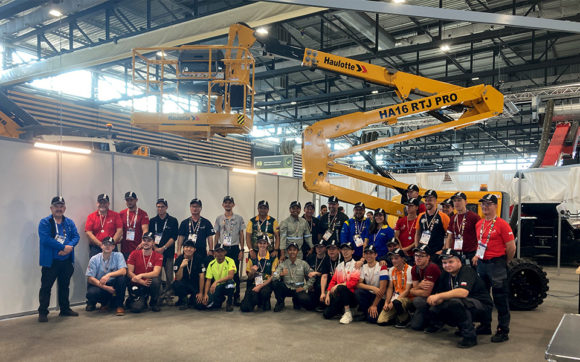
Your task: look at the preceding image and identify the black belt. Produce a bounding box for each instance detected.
[479,256,506,264]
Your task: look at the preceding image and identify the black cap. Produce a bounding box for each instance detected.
[413,244,431,255]
[340,241,354,250]
[156,198,168,206]
[304,202,314,209]
[374,208,386,216]
[183,239,196,248]
[190,198,202,207]
[328,196,339,204]
[407,184,420,192]
[440,198,453,206]
[258,200,269,208]
[214,243,226,251]
[424,189,438,198]
[142,231,154,240]
[124,191,137,200]
[440,248,461,259]
[286,242,299,250]
[387,238,400,246]
[256,235,269,244]
[354,202,365,209]
[388,248,406,258]
[364,244,378,253]
[102,236,115,245]
[479,194,498,204]
[290,201,301,208]
[97,193,109,202]
[404,198,420,206]
[223,196,234,203]
[314,240,327,248]
[452,192,467,200]
[326,240,339,248]
[51,196,65,205]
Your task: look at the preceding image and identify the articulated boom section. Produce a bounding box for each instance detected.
[301,49,504,216]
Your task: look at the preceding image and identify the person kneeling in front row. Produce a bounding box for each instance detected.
[323,242,360,324]
[424,248,493,348]
[173,239,206,310]
[241,236,278,312]
[272,242,315,312]
[203,243,237,312]
[377,248,412,328]
[126,232,163,313]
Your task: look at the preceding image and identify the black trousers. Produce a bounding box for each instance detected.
[272,280,313,310]
[86,277,126,308]
[323,285,357,319]
[477,257,510,331]
[428,297,492,338]
[38,259,74,315]
[224,245,241,300]
[308,278,326,310]
[173,280,204,309]
[355,288,384,323]
[410,297,430,330]
[240,282,273,312]
[126,277,161,311]
[207,283,234,309]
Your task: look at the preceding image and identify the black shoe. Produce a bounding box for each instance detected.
[424,324,442,334]
[85,304,96,312]
[395,319,409,329]
[175,298,185,307]
[458,337,478,348]
[292,303,301,310]
[353,314,367,322]
[315,306,325,313]
[151,305,161,312]
[476,324,492,335]
[59,309,79,317]
[179,304,189,310]
[274,302,284,312]
[491,330,509,343]
[262,300,271,311]
[233,298,241,307]
[38,314,48,323]
[226,304,234,312]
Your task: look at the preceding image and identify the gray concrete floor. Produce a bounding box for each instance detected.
[1,266,578,362]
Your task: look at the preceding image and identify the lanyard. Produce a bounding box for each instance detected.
[423,212,438,232]
[478,217,497,246]
[314,255,326,272]
[257,256,267,273]
[99,212,107,231]
[327,213,338,231]
[288,261,296,281]
[455,213,467,237]
[291,217,300,235]
[450,275,455,290]
[373,226,382,243]
[406,217,416,235]
[257,217,269,234]
[127,209,138,229]
[305,217,313,233]
[354,219,365,235]
[189,217,202,236]
[185,258,193,278]
[223,214,234,236]
[55,220,67,238]
[142,251,153,271]
[102,254,111,273]
[155,218,168,234]
[394,264,407,291]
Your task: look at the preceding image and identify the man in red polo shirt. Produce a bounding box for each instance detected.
[119,191,149,259]
[446,192,481,266]
[85,194,123,257]
[396,198,420,258]
[473,194,515,343]
[126,232,163,312]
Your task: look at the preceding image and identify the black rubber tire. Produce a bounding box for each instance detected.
[507,258,549,310]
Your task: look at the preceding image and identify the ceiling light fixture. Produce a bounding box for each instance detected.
[49,9,63,17]
[371,90,379,94]
[393,0,405,3]
[156,51,166,57]
[471,76,480,81]
[290,101,297,105]
[34,142,91,154]
[440,44,450,52]
[256,27,268,36]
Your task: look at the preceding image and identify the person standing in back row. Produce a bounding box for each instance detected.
[85,194,122,257]
[415,190,450,258]
[149,198,178,297]
[119,191,149,259]
[445,192,480,266]
[177,199,215,263]
[319,196,348,246]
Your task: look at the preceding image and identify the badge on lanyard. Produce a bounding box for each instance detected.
[354,234,363,247]
[476,242,487,259]
[454,236,463,250]
[56,235,66,244]
[255,272,264,286]
[154,234,162,245]
[223,235,232,246]
[126,228,136,241]
[323,230,332,241]
[420,230,431,245]
[189,234,197,242]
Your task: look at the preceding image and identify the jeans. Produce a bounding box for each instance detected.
[86,277,126,308]
[477,257,510,332]
[162,257,174,292]
[38,259,74,315]
[410,297,429,330]
[323,285,357,319]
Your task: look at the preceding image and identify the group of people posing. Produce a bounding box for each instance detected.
[38,183,515,348]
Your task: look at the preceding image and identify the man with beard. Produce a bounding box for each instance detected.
[126,232,163,312]
[414,190,450,257]
[119,191,149,259]
[319,196,348,246]
[246,200,280,259]
[341,202,370,260]
[280,201,312,260]
[85,194,122,257]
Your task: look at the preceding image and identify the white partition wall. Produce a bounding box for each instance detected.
[158,161,196,220]
[278,177,299,220]
[255,173,280,219]
[228,172,256,223]
[113,154,158,216]
[196,165,228,223]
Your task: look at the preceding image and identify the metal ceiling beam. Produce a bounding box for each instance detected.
[0,0,47,21]
[0,3,324,86]
[258,0,580,33]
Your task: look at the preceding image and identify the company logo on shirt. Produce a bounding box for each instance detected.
[460,282,467,286]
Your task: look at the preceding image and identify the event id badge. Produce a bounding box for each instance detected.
[126,228,135,241]
[476,242,487,259]
[56,235,66,244]
[255,273,264,286]
[188,234,197,243]
[154,234,162,245]
[323,230,332,241]
[419,231,431,245]
[454,236,463,250]
[354,234,364,247]
[223,235,232,247]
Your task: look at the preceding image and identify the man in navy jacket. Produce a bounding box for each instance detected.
[38,196,80,322]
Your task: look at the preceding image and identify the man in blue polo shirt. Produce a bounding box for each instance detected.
[38,196,80,322]
[340,202,370,260]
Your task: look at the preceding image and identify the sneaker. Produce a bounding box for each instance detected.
[85,304,96,312]
[151,305,161,312]
[226,304,234,312]
[458,337,478,348]
[59,309,79,317]
[395,319,409,329]
[339,310,353,325]
[274,302,285,312]
[476,324,492,335]
[424,324,442,334]
[115,307,125,316]
[491,330,509,343]
[99,305,109,313]
[38,314,48,323]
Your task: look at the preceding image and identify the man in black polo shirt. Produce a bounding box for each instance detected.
[318,196,349,245]
[176,199,215,263]
[415,190,450,257]
[306,240,331,312]
[149,198,179,298]
[425,248,493,348]
[173,239,206,309]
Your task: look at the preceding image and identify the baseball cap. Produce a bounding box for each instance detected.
[407,184,420,192]
[183,239,196,248]
[451,192,467,200]
[223,196,234,203]
[304,202,315,209]
[124,191,137,200]
[440,248,461,260]
[404,198,420,206]
[102,236,115,245]
[51,196,65,205]
[286,242,299,250]
[413,244,431,255]
[290,201,301,208]
[479,194,498,204]
[326,240,339,248]
[364,244,378,253]
[374,208,386,216]
[258,200,269,208]
[440,198,453,206]
[314,240,327,248]
[97,193,109,202]
[142,231,154,240]
[256,236,269,244]
[328,196,339,204]
[214,243,226,251]
[424,189,438,198]
[190,198,202,207]
[156,198,168,206]
[388,248,406,258]
[387,239,400,246]
[354,202,365,209]
[340,241,354,250]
